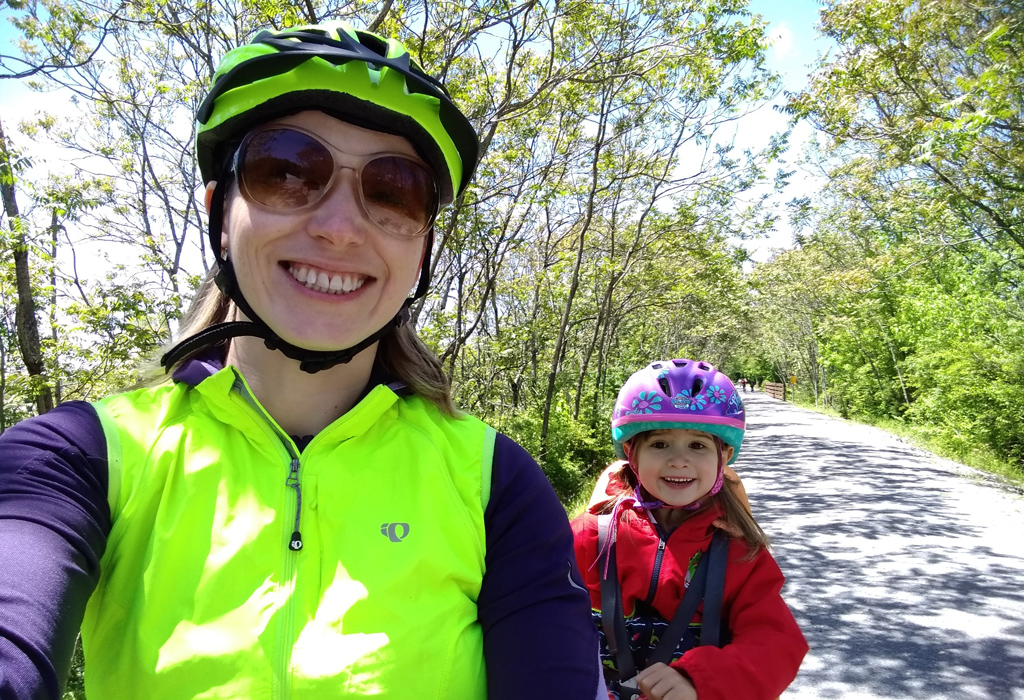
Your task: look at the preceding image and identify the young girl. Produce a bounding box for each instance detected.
[572,359,807,700]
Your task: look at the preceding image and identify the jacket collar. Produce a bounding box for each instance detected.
[171,348,404,396]
[172,349,408,452]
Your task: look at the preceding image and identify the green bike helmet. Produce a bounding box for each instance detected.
[195,21,478,204]
[163,22,481,374]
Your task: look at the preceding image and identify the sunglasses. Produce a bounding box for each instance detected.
[233,125,440,238]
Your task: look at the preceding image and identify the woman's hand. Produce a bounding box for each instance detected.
[636,662,697,700]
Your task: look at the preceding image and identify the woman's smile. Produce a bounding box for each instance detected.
[285,262,369,296]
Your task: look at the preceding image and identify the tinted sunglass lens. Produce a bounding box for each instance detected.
[361,156,438,237]
[240,129,333,209]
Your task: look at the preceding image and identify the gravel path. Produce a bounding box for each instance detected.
[734,391,1024,700]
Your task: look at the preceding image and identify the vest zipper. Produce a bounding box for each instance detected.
[286,458,303,551]
[231,374,305,552]
[230,373,302,700]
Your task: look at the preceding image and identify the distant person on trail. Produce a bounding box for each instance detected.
[0,22,604,700]
[739,377,748,392]
[573,360,807,700]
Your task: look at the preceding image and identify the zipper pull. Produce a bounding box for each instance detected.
[286,459,303,551]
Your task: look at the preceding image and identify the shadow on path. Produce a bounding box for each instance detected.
[734,393,1024,700]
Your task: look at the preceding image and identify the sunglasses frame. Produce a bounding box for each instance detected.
[232,124,440,238]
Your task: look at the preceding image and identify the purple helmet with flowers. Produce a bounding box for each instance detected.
[611,359,745,463]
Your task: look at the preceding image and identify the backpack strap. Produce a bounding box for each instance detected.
[698,529,729,647]
[647,529,730,666]
[597,514,638,687]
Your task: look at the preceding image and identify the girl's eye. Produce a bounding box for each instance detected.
[650,440,669,449]
[690,441,707,450]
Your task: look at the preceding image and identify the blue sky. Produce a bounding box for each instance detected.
[748,0,832,92]
[736,0,835,259]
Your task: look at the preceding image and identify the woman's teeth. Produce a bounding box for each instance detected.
[289,264,366,295]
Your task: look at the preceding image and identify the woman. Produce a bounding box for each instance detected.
[0,23,603,699]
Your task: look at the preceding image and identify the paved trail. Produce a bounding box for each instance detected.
[734,391,1024,700]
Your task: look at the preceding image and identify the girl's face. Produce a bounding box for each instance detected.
[212,110,429,352]
[631,429,733,508]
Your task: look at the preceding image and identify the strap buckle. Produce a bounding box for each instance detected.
[618,676,642,700]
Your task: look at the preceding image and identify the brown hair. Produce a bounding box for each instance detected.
[144,269,456,415]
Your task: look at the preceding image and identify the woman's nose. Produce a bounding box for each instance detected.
[305,169,371,244]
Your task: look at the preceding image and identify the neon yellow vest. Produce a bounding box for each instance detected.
[84,366,494,699]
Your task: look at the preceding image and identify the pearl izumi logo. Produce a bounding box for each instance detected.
[381,522,410,542]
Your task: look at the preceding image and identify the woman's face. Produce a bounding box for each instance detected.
[214,111,429,352]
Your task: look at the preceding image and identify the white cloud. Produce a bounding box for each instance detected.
[769,22,794,62]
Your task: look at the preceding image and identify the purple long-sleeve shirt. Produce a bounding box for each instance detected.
[0,360,604,699]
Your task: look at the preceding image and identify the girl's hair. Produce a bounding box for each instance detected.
[600,440,770,559]
[143,269,456,415]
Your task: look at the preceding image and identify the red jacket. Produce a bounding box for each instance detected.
[571,504,807,700]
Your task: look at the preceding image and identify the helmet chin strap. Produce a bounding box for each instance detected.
[160,178,432,374]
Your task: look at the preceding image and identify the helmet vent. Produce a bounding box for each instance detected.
[358,32,389,58]
[651,363,663,369]
[658,376,671,395]
[698,362,711,371]
[673,360,688,367]
[692,378,705,395]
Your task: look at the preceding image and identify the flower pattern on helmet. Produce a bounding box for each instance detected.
[726,391,744,416]
[630,391,663,414]
[671,390,706,411]
[707,385,728,404]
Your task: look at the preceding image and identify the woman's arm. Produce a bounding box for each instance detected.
[0,403,111,700]
[478,434,606,700]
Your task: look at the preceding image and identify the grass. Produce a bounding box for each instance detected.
[562,487,594,520]
[790,397,1024,495]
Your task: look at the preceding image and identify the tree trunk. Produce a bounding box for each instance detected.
[48,210,63,404]
[539,89,611,460]
[875,319,912,408]
[0,117,53,415]
[0,326,7,433]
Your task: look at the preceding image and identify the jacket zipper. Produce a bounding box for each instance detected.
[644,537,666,605]
[231,374,302,700]
[634,536,667,668]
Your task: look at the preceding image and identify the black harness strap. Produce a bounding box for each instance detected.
[598,514,730,699]
[598,514,637,684]
[697,530,729,648]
